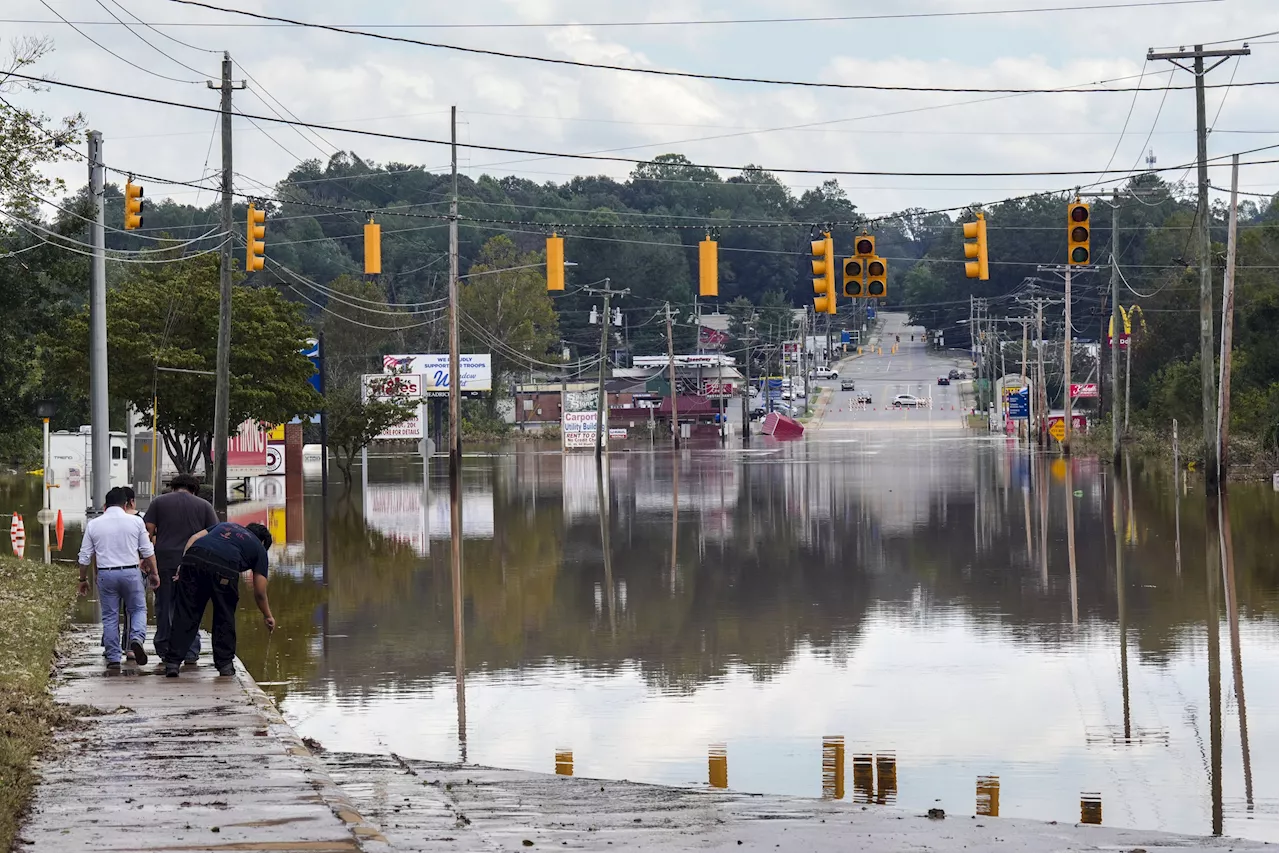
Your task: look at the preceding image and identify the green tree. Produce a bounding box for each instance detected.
[459,235,560,415]
[48,256,321,475]
[326,374,418,489]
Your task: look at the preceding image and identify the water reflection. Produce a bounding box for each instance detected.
[4,437,1274,842]
[708,743,727,789]
[976,775,1000,817]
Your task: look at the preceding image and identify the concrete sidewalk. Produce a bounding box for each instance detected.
[20,625,391,853]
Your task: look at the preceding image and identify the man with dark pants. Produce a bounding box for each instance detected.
[78,487,159,670]
[164,521,276,678]
[143,474,217,663]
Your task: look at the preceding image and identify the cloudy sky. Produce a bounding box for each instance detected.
[6,0,1278,216]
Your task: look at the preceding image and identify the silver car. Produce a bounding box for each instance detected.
[892,394,925,408]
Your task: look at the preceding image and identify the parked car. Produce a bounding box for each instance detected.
[840,378,856,391]
[810,367,839,380]
[893,394,925,408]
[948,369,961,380]
[937,376,950,386]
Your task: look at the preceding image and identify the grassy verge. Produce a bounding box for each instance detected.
[1073,418,1277,481]
[0,556,77,851]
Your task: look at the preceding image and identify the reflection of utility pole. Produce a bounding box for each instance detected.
[1066,460,1078,625]
[596,460,616,638]
[1206,496,1224,837]
[1218,493,1253,811]
[1148,42,1251,494]
[1113,468,1131,741]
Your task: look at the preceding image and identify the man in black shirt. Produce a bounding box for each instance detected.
[164,521,276,678]
[143,474,218,662]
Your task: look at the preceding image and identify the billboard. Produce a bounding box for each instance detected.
[1070,383,1100,399]
[563,411,605,450]
[361,373,425,440]
[227,419,269,478]
[383,353,491,395]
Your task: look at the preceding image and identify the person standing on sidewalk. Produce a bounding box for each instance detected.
[143,474,217,663]
[164,521,276,678]
[78,486,159,670]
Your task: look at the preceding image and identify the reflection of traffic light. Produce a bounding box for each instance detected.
[875,752,897,805]
[124,180,144,230]
[699,235,718,297]
[852,753,874,803]
[842,256,865,297]
[866,256,887,298]
[555,749,573,776]
[708,744,728,789]
[1068,201,1090,265]
[963,212,989,280]
[546,233,564,291]
[245,202,265,272]
[854,233,876,258]
[1080,792,1102,824]
[811,232,835,315]
[976,775,1001,817]
[363,215,381,275]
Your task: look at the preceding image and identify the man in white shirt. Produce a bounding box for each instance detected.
[78,486,159,670]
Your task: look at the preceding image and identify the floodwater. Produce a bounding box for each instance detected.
[13,437,1277,841]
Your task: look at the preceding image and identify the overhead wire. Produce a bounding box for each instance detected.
[38,0,202,84]
[89,0,212,78]
[104,0,220,53]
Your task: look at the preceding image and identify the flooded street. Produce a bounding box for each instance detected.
[19,437,1277,841]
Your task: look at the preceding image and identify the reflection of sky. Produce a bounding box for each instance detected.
[283,608,1277,842]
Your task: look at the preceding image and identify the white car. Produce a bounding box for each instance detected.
[810,367,839,379]
[892,394,926,408]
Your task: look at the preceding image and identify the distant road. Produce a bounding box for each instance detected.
[813,312,969,433]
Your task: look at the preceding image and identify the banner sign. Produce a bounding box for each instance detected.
[563,411,606,450]
[383,353,492,394]
[227,419,269,477]
[1070,383,1100,399]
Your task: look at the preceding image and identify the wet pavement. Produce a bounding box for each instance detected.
[10,401,1277,844]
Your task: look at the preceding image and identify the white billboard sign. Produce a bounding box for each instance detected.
[563,411,605,450]
[383,353,492,395]
[361,373,425,440]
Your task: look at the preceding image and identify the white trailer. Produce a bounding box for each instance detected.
[47,427,130,506]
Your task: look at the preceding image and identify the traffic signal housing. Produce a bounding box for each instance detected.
[699,235,718,297]
[854,233,876,258]
[811,232,835,315]
[842,256,865,297]
[245,203,265,272]
[963,213,989,280]
[124,180,144,230]
[364,216,381,275]
[866,256,887,298]
[1068,201,1090,265]
[546,233,564,291]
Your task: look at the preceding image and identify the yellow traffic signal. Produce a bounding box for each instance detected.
[546,233,564,291]
[245,202,265,272]
[866,256,887,298]
[699,234,718,297]
[811,232,835,315]
[364,216,381,275]
[963,212,989,280]
[854,233,876,258]
[124,180,144,230]
[842,256,865,297]
[1068,201,1090,265]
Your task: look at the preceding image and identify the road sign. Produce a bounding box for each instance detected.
[1007,388,1030,419]
[866,305,877,320]
[1070,382,1099,398]
[1049,419,1066,442]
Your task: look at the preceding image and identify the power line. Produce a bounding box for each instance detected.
[163,0,1267,95]
[89,0,212,78]
[37,0,201,84]
[104,0,220,53]
[8,70,1276,179]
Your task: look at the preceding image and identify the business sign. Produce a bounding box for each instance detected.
[840,330,851,344]
[867,305,877,320]
[227,419,269,478]
[701,380,736,397]
[563,411,606,450]
[384,353,491,395]
[1006,388,1030,419]
[698,326,728,349]
[361,373,425,440]
[302,339,321,393]
[1070,383,1100,399]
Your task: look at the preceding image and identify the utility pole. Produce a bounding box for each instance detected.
[665,302,680,450]
[741,334,751,447]
[1110,191,1122,467]
[1217,153,1240,485]
[448,105,462,475]
[1149,42,1250,493]
[86,130,109,513]
[208,52,243,515]
[1020,317,1029,442]
[596,288,611,459]
[1062,265,1074,456]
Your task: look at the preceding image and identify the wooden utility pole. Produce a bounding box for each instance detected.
[596,288,611,459]
[86,130,109,514]
[665,302,680,449]
[1062,265,1074,456]
[1217,153,1240,485]
[1149,42,1250,493]
[209,53,243,514]
[1110,192,1122,467]
[1020,317,1029,441]
[448,105,462,475]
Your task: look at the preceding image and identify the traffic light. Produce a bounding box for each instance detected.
[363,215,381,275]
[1068,201,1090,265]
[963,212,989,280]
[866,256,887,298]
[699,234,718,297]
[245,202,265,272]
[123,180,144,230]
[842,256,865,297]
[854,233,876,258]
[546,233,564,291]
[811,232,835,315]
